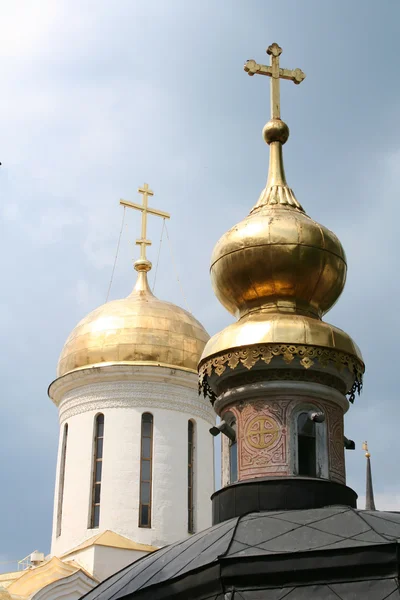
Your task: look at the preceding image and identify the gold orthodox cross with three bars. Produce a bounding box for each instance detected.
[244,43,306,119]
[120,183,170,261]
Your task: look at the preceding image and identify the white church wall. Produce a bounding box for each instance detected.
[63,547,95,579]
[50,365,215,559]
[92,546,148,581]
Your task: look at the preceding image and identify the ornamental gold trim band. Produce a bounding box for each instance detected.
[199,343,364,404]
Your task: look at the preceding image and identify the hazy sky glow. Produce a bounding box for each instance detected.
[1,0,400,571]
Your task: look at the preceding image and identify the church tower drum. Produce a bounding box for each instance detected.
[199,44,364,515]
[48,185,215,577]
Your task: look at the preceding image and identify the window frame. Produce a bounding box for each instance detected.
[290,404,328,479]
[297,412,317,477]
[229,430,238,483]
[224,412,238,484]
[56,422,68,537]
[188,420,195,534]
[89,413,104,529]
[139,412,153,528]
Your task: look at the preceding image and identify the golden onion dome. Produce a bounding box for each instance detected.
[57,266,209,378]
[202,124,350,360]
[199,44,364,400]
[210,138,346,321]
[201,134,363,386]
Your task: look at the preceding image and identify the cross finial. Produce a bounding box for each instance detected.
[362,441,376,510]
[120,183,170,272]
[244,43,305,120]
[243,43,306,213]
[362,441,371,459]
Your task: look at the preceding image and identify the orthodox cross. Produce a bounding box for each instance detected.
[244,43,305,119]
[120,183,170,261]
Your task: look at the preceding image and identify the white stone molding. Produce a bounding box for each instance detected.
[58,379,214,425]
[49,364,199,405]
[30,570,97,600]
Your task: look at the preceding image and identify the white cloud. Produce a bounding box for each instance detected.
[2,202,19,221]
[22,207,83,245]
[74,278,103,311]
[0,1,62,58]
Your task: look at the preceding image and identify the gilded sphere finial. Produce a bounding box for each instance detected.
[134,258,152,272]
[263,118,290,145]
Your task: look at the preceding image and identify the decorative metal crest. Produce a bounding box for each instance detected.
[198,344,364,405]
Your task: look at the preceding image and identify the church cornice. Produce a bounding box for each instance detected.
[49,363,200,405]
[58,379,215,425]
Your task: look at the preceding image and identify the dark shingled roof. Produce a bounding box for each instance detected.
[80,507,400,600]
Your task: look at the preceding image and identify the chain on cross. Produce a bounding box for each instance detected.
[120,183,170,263]
[244,43,305,120]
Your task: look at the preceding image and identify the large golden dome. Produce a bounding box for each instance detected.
[57,270,209,377]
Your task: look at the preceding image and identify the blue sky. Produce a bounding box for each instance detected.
[1,0,400,571]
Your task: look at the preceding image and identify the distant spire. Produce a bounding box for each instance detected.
[362,441,376,511]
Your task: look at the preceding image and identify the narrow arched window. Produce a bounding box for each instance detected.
[188,420,195,533]
[229,420,238,484]
[90,414,104,529]
[297,413,316,477]
[139,413,153,528]
[56,423,68,537]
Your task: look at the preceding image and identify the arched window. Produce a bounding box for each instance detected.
[188,420,195,533]
[90,414,104,529]
[139,413,153,528]
[297,413,316,477]
[56,423,68,537]
[229,419,238,484]
[291,405,328,479]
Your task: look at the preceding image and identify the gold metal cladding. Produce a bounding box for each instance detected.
[199,344,364,380]
[200,313,363,363]
[210,207,347,319]
[57,275,209,377]
[120,182,170,271]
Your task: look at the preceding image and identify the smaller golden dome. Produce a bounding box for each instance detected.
[210,140,346,321]
[57,270,209,377]
[211,205,346,320]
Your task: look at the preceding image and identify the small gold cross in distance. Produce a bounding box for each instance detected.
[120,183,170,262]
[244,43,305,120]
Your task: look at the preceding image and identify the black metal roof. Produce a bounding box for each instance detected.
[80,507,400,600]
